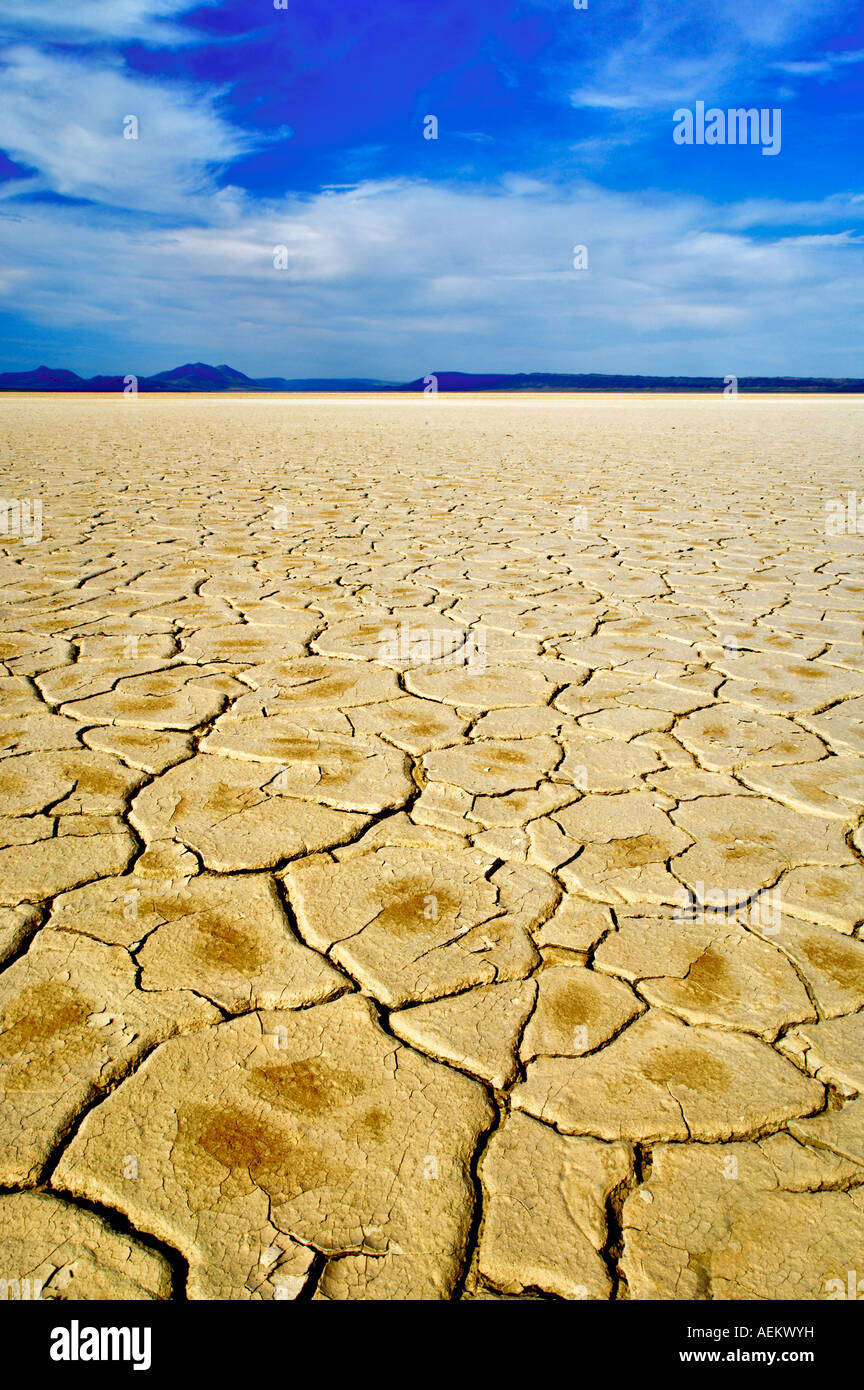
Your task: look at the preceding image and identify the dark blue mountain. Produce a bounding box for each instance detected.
[1,364,862,393]
[399,371,864,393]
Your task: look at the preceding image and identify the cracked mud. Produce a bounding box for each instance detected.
[1,394,863,1301]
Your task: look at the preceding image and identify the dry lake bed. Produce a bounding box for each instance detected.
[1,392,864,1301]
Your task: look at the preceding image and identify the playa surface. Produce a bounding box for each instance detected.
[1,393,864,1301]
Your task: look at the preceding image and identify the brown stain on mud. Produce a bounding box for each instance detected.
[306,676,355,701]
[247,1058,371,1115]
[74,766,130,797]
[485,747,533,768]
[177,1100,350,1195]
[803,872,849,901]
[0,982,98,1086]
[196,783,258,818]
[373,880,464,938]
[545,974,611,1032]
[188,913,267,974]
[644,1044,731,1093]
[798,934,864,991]
[685,948,737,999]
[603,834,669,868]
[0,768,37,797]
[175,1053,386,1195]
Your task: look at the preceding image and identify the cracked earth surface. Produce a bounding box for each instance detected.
[1,394,864,1301]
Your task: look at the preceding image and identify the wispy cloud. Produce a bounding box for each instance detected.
[0,46,260,215]
[0,0,218,46]
[567,0,853,110]
[775,49,864,77]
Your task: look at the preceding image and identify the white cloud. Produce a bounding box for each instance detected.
[0,176,861,376]
[0,0,218,45]
[723,194,864,230]
[0,46,258,214]
[568,0,853,110]
[775,49,864,77]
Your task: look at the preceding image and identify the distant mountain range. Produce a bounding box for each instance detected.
[2,362,863,393]
[400,371,864,393]
[0,363,396,392]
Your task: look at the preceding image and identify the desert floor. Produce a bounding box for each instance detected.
[1,393,864,1302]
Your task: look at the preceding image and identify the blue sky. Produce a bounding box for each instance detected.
[0,0,861,376]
